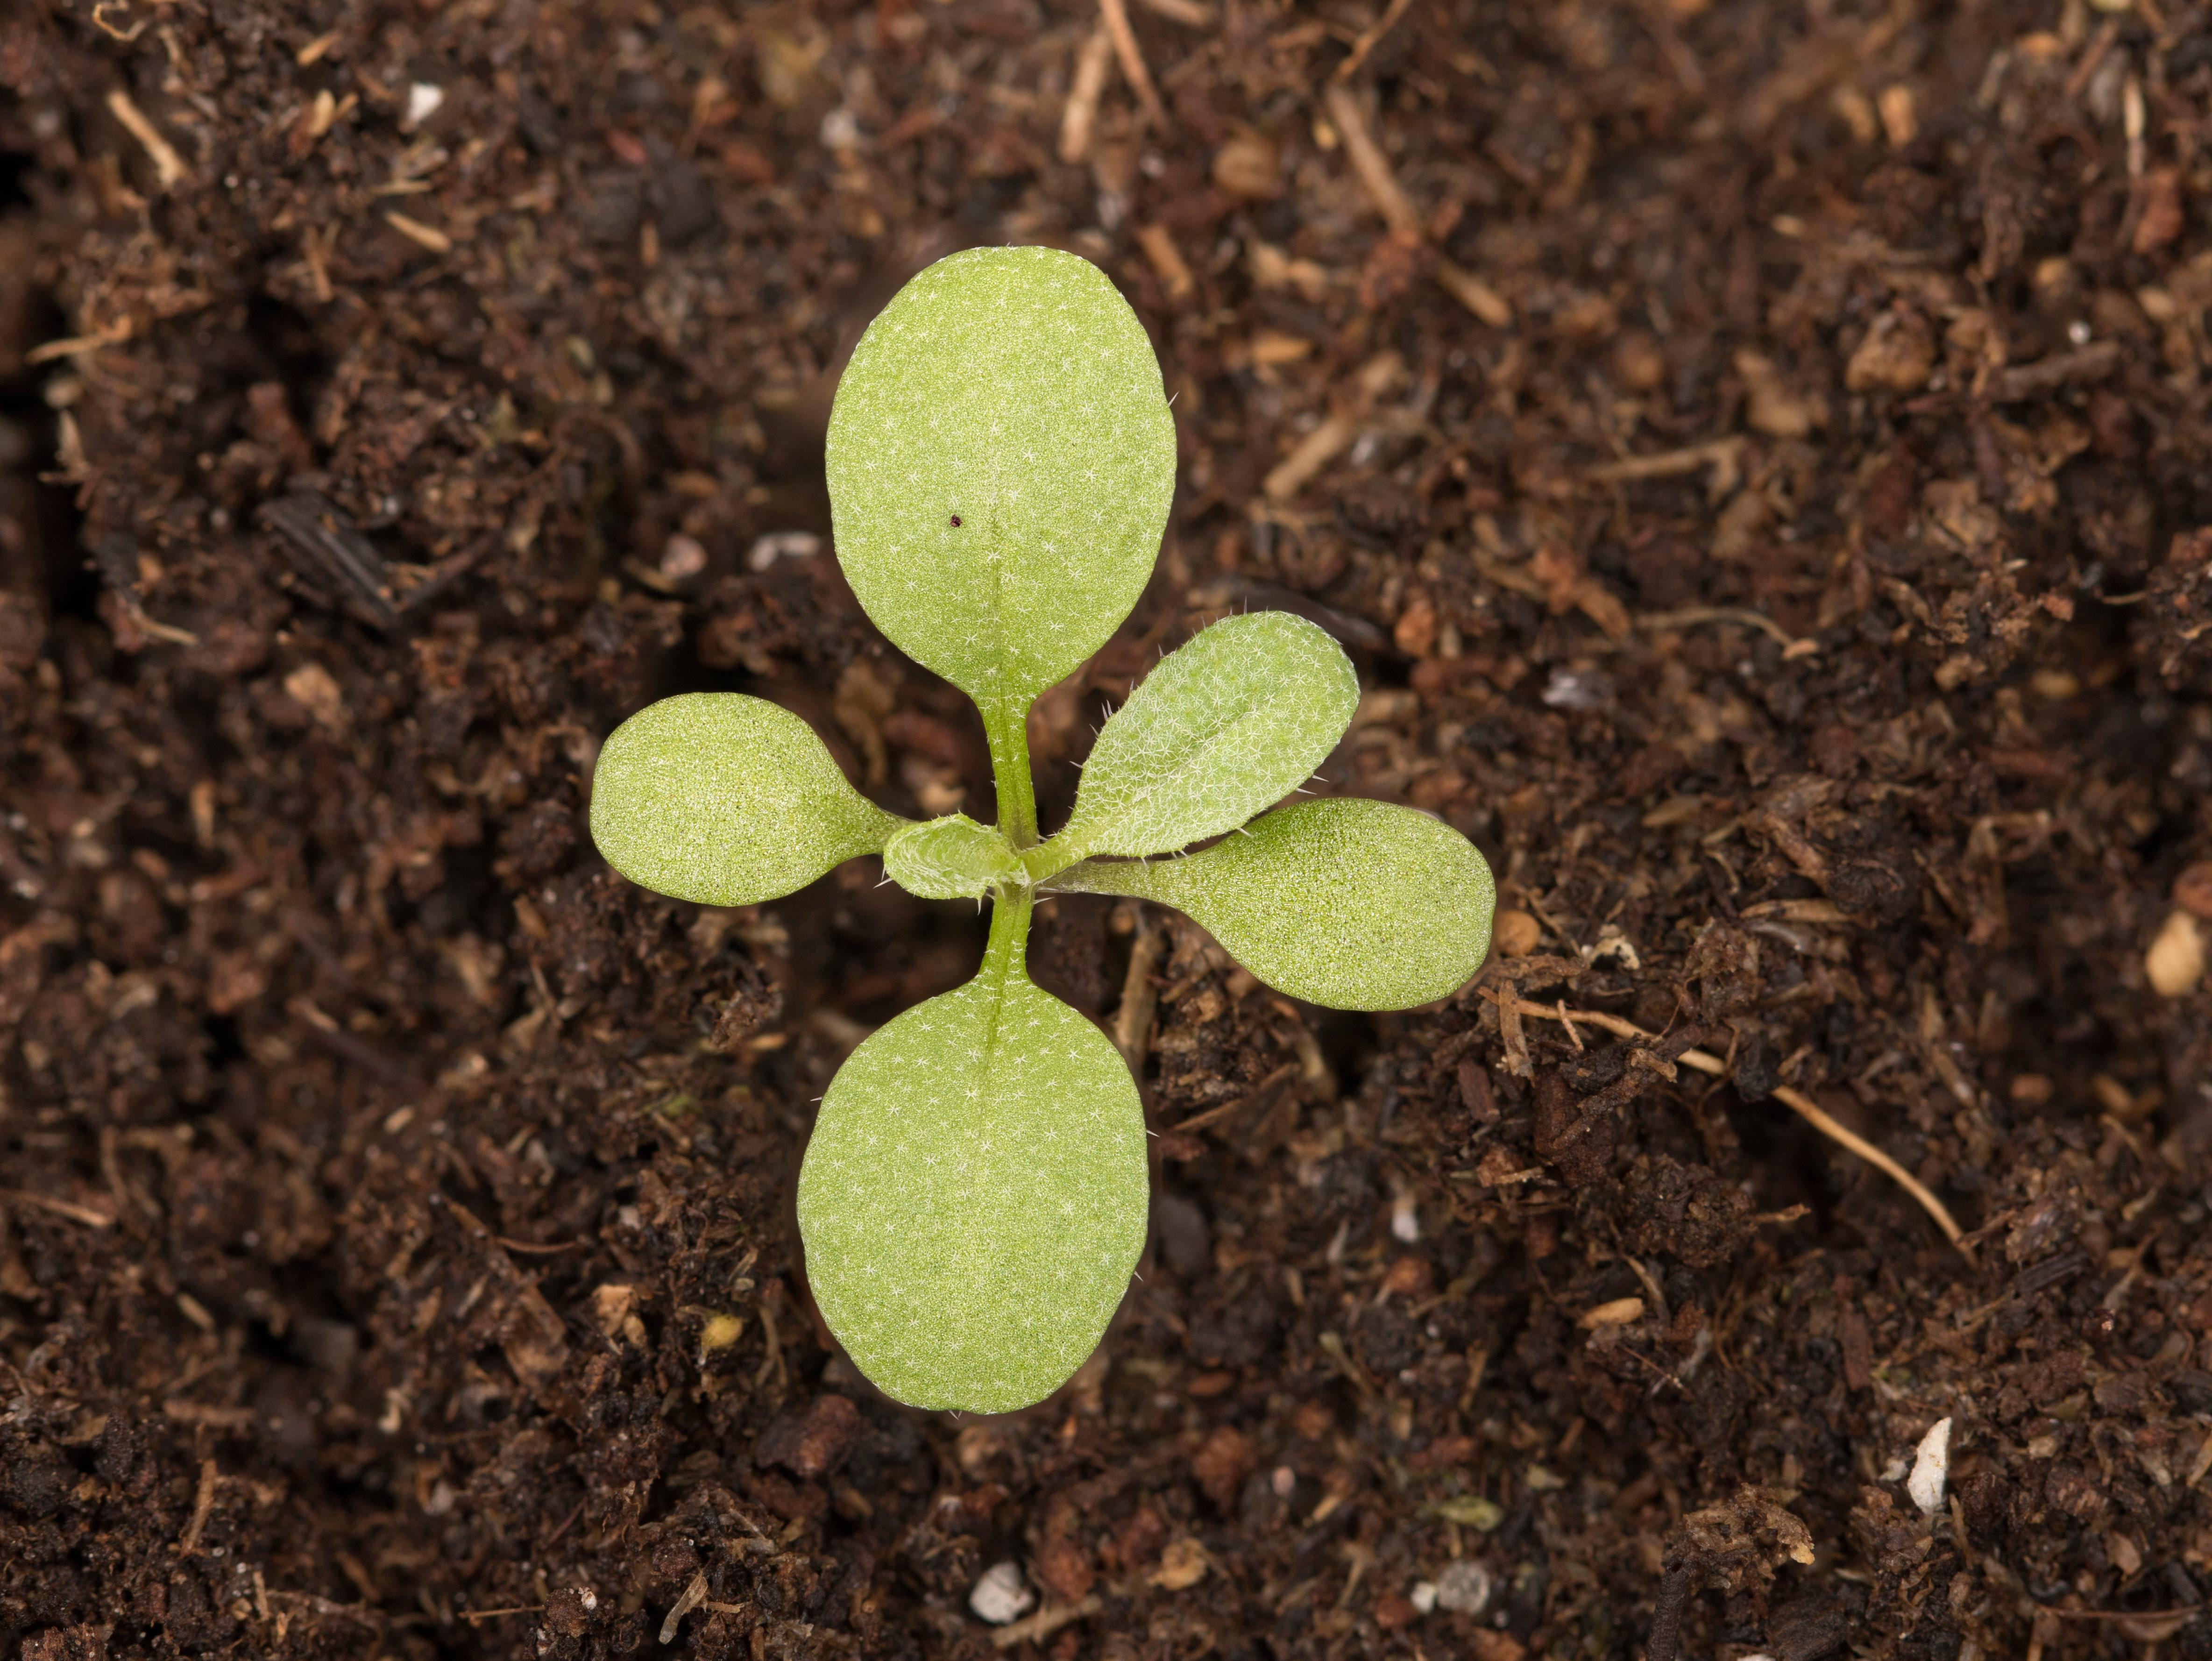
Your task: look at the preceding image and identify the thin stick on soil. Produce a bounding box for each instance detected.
[1097,0,1169,128]
[1058,28,1113,164]
[1332,0,1415,81]
[3,1189,114,1228]
[1484,994,1971,1258]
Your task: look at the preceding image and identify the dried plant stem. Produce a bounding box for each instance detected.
[1098,0,1169,128]
[1487,995,1971,1257]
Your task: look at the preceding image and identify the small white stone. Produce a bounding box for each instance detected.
[1907,1416,1952,1515]
[969,1561,1034,1626]
[1410,1582,1439,1615]
[660,534,708,580]
[1435,1559,1491,1614]
[404,82,444,130]
[1391,1192,1419,1243]
[748,530,822,571]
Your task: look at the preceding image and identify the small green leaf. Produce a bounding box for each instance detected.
[1041,612,1358,867]
[797,900,1148,1412]
[884,814,1020,900]
[589,693,905,906]
[824,247,1176,727]
[1049,799,1494,1011]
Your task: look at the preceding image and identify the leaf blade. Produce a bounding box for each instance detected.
[589,693,905,906]
[825,246,1176,714]
[1050,799,1495,1011]
[1048,611,1358,864]
[797,957,1148,1413]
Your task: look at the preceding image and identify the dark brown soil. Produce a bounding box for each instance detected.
[5,1,2212,1657]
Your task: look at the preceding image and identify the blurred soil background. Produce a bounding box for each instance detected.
[4,0,2212,1656]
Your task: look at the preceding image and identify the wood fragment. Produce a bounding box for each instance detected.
[106,89,187,190]
[1583,437,1744,490]
[4,1188,115,1228]
[1322,83,1419,236]
[1134,0,1212,22]
[1114,906,1162,1071]
[1478,994,1970,1256]
[1058,28,1114,164]
[992,1594,1104,1649]
[659,1572,709,1645]
[1264,414,1356,501]
[1434,259,1511,327]
[1333,0,1415,82]
[1989,341,2119,402]
[1135,223,1196,304]
[25,321,132,364]
[1098,0,1169,128]
[1638,604,1817,658]
[384,211,454,254]
[1323,84,1514,327]
[180,1458,220,1554]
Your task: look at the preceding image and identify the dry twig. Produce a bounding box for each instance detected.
[107,89,186,190]
[1098,0,1169,128]
[1333,0,1416,82]
[1480,994,1970,1256]
[1058,28,1114,163]
[1320,83,1511,327]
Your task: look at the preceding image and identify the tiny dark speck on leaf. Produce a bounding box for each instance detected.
[950,515,962,526]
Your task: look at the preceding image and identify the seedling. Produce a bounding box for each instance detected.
[589,247,1495,1413]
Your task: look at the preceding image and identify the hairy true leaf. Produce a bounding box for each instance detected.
[1042,612,1358,867]
[885,813,1020,899]
[590,693,905,906]
[824,246,1176,727]
[1050,798,1495,1011]
[797,937,1148,1412]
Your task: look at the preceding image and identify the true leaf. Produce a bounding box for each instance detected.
[796,922,1148,1412]
[1042,611,1358,867]
[884,813,1020,900]
[1049,798,1495,1011]
[589,693,906,906]
[824,246,1177,732]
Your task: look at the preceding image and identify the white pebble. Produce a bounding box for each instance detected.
[1410,1582,1439,1614]
[1391,1192,1419,1242]
[1907,1416,1952,1515]
[1435,1558,1491,1614]
[404,82,444,130]
[748,529,822,571]
[968,1561,1034,1626]
[659,534,708,580]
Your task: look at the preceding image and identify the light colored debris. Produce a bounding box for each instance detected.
[969,1562,1035,1625]
[1435,1559,1491,1614]
[2146,909,2204,997]
[1058,28,1114,164]
[1907,1417,1952,1515]
[384,211,454,254]
[1135,223,1195,304]
[1098,0,1169,128]
[106,89,186,191]
[748,530,821,571]
[1580,1296,1645,1328]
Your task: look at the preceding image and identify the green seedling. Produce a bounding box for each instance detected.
[589,247,1495,1413]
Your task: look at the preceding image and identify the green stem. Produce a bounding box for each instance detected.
[982,878,1033,984]
[983,701,1039,850]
